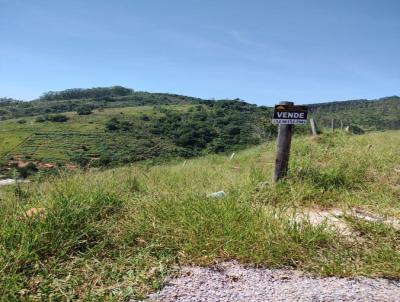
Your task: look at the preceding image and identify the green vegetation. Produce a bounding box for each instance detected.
[0,101,277,175]
[39,86,133,101]
[0,87,399,299]
[35,114,69,123]
[309,96,400,130]
[76,105,93,115]
[0,87,398,175]
[1,131,399,300]
[1,87,399,130]
[0,87,202,120]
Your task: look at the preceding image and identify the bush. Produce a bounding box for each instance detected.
[347,125,365,135]
[76,106,93,115]
[46,114,69,122]
[105,118,132,131]
[17,119,27,124]
[141,114,150,121]
[35,116,46,123]
[17,162,38,178]
[70,152,91,167]
[105,117,120,131]
[36,114,69,123]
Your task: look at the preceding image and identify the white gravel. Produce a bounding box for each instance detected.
[146,261,400,302]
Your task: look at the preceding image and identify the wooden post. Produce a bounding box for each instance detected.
[331,119,334,132]
[273,101,294,183]
[310,118,318,136]
[340,120,343,130]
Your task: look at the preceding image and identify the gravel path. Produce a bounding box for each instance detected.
[146,261,400,302]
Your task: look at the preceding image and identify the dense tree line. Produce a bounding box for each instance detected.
[39,86,133,101]
[0,88,202,120]
[0,97,22,105]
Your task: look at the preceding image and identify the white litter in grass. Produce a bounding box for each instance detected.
[207,191,226,198]
[0,179,30,187]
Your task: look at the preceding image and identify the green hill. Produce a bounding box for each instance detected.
[308,96,400,131]
[1,88,399,300]
[0,100,275,174]
[0,87,202,120]
[0,87,399,175]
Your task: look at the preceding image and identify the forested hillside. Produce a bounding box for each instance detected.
[0,100,276,175]
[308,96,400,130]
[0,87,202,120]
[0,87,399,176]
[1,87,399,131]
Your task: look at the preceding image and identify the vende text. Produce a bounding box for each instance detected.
[276,112,305,119]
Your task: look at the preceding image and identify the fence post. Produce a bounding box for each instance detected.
[310,118,318,136]
[273,101,294,183]
[331,119,334,132]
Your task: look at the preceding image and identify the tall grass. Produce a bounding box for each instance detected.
[1,131,399,300]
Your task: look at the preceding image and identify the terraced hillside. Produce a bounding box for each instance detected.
[0,101,275,174]
[1,87,399,176]
[0,105,191,166]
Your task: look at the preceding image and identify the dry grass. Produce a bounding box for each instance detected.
[1,130,399,300]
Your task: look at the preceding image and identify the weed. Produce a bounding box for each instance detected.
[1,131,400,300]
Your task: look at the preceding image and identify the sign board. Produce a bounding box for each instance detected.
[272,104,308,125]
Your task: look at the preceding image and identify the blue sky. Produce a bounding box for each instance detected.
[1,0,399,105]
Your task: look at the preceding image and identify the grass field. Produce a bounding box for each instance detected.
[0,130,399,300]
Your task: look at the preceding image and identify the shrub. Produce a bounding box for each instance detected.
[347,124,365,135]
[105,117,120,131]
[70,152,90,167]
[76,106,93,115]
[17,162,38,178]
[46,114,69,122]
[105,118,132,131]
[141,114,150,121]
[35,116,46,123]
[36,114,69,123]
